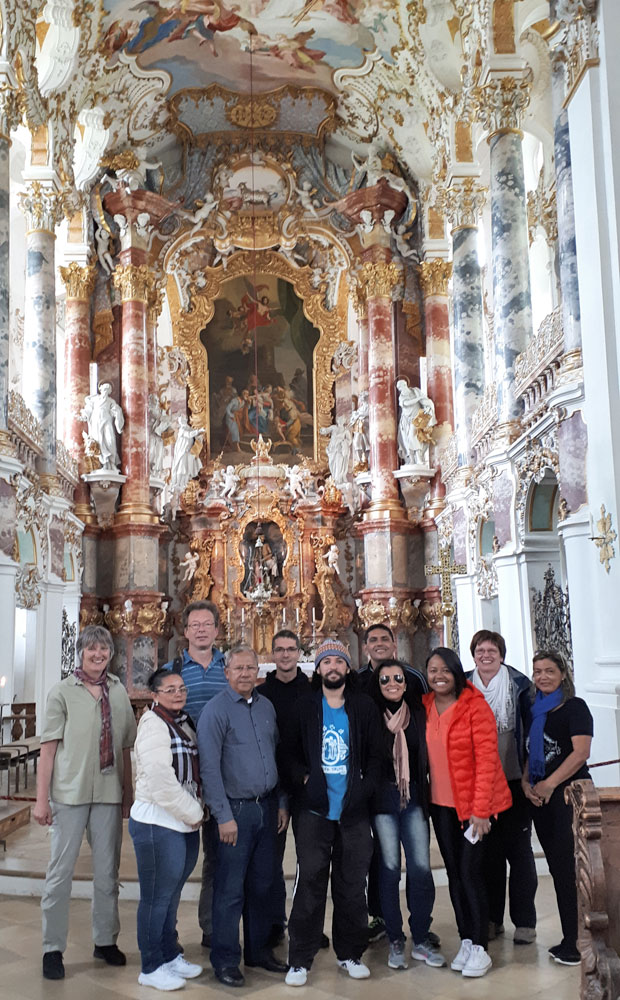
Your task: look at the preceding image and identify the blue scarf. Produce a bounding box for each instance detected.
[528,688,563,784]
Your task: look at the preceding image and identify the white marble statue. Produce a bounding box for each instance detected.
[185,194,217,235]
[357,209,375,235]
[94,226,115,275]
[325,543,340,575]
[294,180,320,218]
[320,415,352,486]
[180,549,199,583]
[286,464,307,501]
[148,394,173,478]
[79,382,124,472]
[135,212,153,240]
[349,391,370,471]
[220,464,240,499]
[102,149,162,195]
[351,143,408,193]
[396,379,437,466]
[171,416,205,492]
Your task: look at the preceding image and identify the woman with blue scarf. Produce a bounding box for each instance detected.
[521,651,592,967]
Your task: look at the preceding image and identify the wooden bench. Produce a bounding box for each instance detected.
[0,738,41,793]
[566,780,620,1000]
[0,802,30,850]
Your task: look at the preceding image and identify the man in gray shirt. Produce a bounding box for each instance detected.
[197,642,289,987]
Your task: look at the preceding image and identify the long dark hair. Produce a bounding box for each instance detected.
[425,646,467,698]
[368,659,421,712]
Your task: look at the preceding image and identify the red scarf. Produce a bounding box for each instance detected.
[75,667,114,772]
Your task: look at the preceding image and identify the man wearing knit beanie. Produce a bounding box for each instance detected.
[281,638,383,987]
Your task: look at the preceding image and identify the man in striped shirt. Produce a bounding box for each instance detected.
[164,599,227,947]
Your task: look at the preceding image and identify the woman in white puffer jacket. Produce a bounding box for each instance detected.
[129,668,205,992]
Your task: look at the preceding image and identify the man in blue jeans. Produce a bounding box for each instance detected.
[197,642,289,987]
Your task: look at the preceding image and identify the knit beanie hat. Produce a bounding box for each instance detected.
[314,639,352,670]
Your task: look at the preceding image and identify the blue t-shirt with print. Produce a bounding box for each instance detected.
[321,698,349,821]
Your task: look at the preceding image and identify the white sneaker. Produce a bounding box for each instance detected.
[451,939,472,971]
[462,944,492,978]
[162,956,203,979]
[138,966,186,991]
[411,940,447,968]
[285,966,308,986]
[338,959,371,979]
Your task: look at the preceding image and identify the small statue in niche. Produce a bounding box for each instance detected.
[325,543,340,576]
[79,382,125,472]
[350,391,370,473]
[320,415,352,486]
[396,380,436,466]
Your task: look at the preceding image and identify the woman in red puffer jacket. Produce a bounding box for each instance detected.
[423,647,512,980]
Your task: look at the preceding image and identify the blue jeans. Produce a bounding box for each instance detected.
[210,794,277,971]
[373,786,435,945]
[129,818,199,974]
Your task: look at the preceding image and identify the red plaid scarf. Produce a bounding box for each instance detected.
[74,667,114,772]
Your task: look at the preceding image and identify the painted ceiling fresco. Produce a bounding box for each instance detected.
[101,0,401,95]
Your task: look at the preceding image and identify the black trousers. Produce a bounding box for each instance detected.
[530,785,578,952]
[431,804,488,948]
[288,811,373,968]
[484,779,538,928]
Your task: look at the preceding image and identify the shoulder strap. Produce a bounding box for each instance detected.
[171,655,184,674]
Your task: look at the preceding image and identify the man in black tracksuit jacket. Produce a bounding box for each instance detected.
[282,640,383,984]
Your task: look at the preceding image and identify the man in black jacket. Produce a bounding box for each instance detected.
[260,630,310,949]
[283,639,382,987]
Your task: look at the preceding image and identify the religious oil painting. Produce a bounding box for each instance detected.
[100,0,400,97]
[203,274,319,465]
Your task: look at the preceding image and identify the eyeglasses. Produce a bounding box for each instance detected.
[158,686,188,695]
[273,646,299,654]
[379,674,405,685]
[186,621,216,631]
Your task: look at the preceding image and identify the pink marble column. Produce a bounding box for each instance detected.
[357,307,369,395]
[420,260,454,504]
[60,262,97,522]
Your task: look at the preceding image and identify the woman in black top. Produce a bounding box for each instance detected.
[522,650,593,967]
[369,660,445,971]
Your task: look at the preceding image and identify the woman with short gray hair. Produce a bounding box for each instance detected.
[34,625,137,981]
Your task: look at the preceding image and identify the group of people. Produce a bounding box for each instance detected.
[34,605,593,991]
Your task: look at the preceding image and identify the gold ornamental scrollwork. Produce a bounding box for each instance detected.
[479,75,531,137]
[419,259,453,298]
[167,250,345,464]
[227,96,278,129]
[79,606,105,629]
[59,261,97,301]
[113,264,155,304]
[358,260,401,300]
[187,535,216,602]
[104,601,168,636]
[18,181,63,232]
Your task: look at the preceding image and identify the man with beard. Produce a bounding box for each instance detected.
[282,640,382,987]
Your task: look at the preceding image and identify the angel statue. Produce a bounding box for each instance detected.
[79,383,124,472]
[285,464,307,502]
[294,180,320,218]
[396,379,437,466]
[180,549,199,583]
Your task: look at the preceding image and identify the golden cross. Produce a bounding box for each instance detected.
[424,544,467,648]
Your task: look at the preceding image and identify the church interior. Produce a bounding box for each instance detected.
[1,0,619,833]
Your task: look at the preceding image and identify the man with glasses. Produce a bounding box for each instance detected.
[164,600,227,948]
[260,630,313,950]
[197,642,289,987]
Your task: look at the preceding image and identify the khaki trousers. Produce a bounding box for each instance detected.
[41,801,122,954]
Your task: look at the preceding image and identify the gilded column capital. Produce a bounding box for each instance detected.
[358,260,401,300]
[59,261,97,300]
[445,178,487,230]
[419,259,452,298]
[18,181,63,233]
[113,263,155,303]
[478,75,531,137]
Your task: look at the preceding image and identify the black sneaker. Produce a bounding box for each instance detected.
[320,932,330,949]
[43,951,65,980]
[367,917,387,943]
[93,944,127,966]
[549,943,581,966]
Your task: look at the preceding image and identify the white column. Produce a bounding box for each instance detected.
[34,581,65,732]
[494,551,534,673]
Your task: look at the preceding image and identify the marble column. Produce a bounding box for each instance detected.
[357,304,369,395]
[447,178,487,466]
[552,60,581,358]
[60,262,97,522]
[19,183,63,478]
[483,77,533,432]
[113,262,155,523]
[419,258,454,500]
[361,258,403,514]
[147,280,163,397]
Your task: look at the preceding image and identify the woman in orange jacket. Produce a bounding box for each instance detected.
[423,647,512,979]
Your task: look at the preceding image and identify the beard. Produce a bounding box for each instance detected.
[322,675,346,690]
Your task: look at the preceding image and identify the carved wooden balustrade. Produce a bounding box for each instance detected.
[566,779,620,1000]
